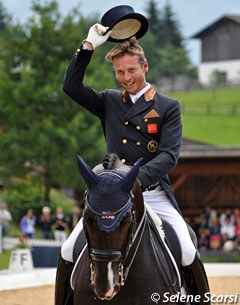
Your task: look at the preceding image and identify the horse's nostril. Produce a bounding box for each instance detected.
[96,292,114,301]
[105,287,115,298]
[94,285,119,301]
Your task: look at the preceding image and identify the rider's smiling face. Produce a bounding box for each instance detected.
[113,53,148,95]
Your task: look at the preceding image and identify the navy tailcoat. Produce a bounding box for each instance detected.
[63,48,182,213]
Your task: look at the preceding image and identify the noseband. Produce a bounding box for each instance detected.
[83,170,146,286]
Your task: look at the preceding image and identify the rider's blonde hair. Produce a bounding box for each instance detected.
[105,37,146,66]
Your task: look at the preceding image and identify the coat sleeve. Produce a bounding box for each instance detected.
[138,99,182,190]
[62,48,106,118]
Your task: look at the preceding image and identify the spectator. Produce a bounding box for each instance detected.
[68,206,82,232]
[220,215,235,241]
[0,201,12,236]
[219,208,234,227]
[199,206,217,229]
[222,239,235,252]
[19,208,36,238]
[233,207,240,226]
[192,216,201,236]
[209,217,221,235]
[38,206,54,239]
[198,228,209,251]
[209,217,221,250]
[53,207,68,242]
[235,216,240,237]
[231,238,240,254]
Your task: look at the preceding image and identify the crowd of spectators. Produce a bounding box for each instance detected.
[189,206,240,253]
[0,201,82,242]
[1,198,240,254]
[37,205,82,242]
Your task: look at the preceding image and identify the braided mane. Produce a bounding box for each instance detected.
[93,153,130,175]
[102,153,119,169]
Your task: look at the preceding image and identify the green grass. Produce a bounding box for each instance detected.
[8,222,23,238]
[168,87,240,145]
[169,87,240,106]
[0,250,11,270]
[182,113,240,145]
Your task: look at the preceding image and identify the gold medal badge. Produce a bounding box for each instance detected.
[147,140,158,153]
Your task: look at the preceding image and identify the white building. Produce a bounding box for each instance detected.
[192,15,240,86]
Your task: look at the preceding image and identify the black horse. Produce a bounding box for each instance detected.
[55,154,209,305]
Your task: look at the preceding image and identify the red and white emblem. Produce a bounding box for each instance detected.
[147,123,158,133]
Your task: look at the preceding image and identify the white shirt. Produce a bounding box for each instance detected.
[129,83,151,103]
[0,209,12,225]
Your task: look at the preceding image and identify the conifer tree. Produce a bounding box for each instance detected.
[145,0,162,40]
[161,2,183,48]
[0,1,7,33]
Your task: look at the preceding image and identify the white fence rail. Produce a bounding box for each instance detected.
[3,237,63,250]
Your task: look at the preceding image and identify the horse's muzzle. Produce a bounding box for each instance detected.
[90,257,122,300]
[94,286,119,301]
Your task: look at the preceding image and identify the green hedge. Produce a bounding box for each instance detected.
[1,181,76,223]
[200,250,240,263]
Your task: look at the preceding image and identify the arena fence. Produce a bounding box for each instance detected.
[2,237,63,250]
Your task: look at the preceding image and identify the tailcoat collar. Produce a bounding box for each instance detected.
[121,86,156,103]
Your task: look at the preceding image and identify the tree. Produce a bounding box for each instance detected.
[140,31,161,84]
[145,0,162,39]
[160,2,184,48]
[0,0,114,205]
[156,43,191,90]
[144,0,195,81]
[0,1,8,33]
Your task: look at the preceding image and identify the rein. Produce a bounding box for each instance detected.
[120,207,146,284]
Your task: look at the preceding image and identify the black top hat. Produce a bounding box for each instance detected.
[101,5,149,42]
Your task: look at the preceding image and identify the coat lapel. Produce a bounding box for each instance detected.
[124,87,156,120]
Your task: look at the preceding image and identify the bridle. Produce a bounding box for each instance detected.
[83,170,146,287]
[85,193,132,217]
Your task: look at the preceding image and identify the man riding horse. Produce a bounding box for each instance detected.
[55,6,210,305]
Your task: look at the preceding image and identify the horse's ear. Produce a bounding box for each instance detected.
[76,155,100,189]
[121,158,143,193]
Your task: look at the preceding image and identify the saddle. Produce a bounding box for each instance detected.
[145,202,198,267]
[73,229,86,264]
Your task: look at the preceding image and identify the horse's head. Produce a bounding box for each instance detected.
[76,154,143,300]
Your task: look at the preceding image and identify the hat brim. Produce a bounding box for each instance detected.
[102,12,148,42]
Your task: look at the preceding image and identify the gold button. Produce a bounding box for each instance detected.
[136,141,141,146]
[124,121,129,125]
[136,125,141,130]
[144,118,148,122]
[76,48,81,53]
[122,139,127,144]
[121,159,126,164]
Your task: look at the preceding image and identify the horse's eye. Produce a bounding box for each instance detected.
[84,211,94,225]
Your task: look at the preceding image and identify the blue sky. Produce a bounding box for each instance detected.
[2,0,240,65]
